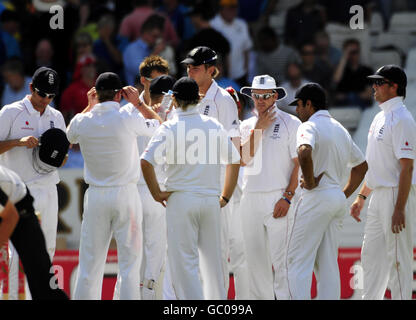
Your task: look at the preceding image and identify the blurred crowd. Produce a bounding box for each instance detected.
[0,0,415,124]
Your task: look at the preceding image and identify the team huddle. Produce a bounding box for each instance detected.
[0,45,415,300]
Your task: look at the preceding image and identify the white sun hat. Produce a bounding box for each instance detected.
[240,74,287,100]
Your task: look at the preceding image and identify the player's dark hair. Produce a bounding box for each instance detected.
[97,89,117,102]
[300,98,328,111]
[397,85,406,99]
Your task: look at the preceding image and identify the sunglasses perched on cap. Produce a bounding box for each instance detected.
[34,87,56,99]
[251,92,275,100]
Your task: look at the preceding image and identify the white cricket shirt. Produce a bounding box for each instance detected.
[365,97,416,189]
[240,106,301,192]
[296,110,365,191]
[142,105,241,196]
[0,165,27,205]
[66,101,159,187]
[0,96,66,186]
[199,80,240,138]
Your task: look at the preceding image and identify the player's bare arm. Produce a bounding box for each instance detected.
[391,158,413,233]
[141,159,172,207]
[298,144,323,190]
[220,163,240,208]
[343,161,368,199]
[0,136,39,154]
[350,181,372,222]
[0,200,20,245]
[273,157,299,218]
[123,86,163,123]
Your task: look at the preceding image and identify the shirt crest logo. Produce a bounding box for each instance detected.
[270,123,280,139]
[204,105,210,115]
[50,120,55,128]
[48,73,55,84]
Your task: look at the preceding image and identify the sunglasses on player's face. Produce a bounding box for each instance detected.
[34,87,56,99]
[252,92,274,100]
[373,79,392,87]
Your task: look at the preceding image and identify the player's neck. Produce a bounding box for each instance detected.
[198,79,213,95]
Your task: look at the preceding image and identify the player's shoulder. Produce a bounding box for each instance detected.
[216,85,236,104]
[47,105,64,118]
[241,115,257,128]
[278,110,301,126]
[0,99,25,115]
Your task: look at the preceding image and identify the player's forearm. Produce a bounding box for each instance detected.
[0,201,19,245]
[286,158,300,195]
[140,159,161,200]
[395,159,414,211]
[0,139,22,155]
[298,145,315,187]
[135,101,163,123]
[221,163,240,200]
[343,161,368,198]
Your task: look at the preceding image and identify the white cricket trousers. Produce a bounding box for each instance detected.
[166,192,226,300]
[227,189,250,300]
[286,187,346,300]
[361,186,415,300]
[73,184,143,300]
[240,189,294,300]
[138,183,167,299]
[8,183,58,300]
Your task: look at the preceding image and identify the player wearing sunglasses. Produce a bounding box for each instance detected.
[0,66,66,299]
[238,75,301,299]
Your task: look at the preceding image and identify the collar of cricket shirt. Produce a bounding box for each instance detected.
[91,101,120,113]
[379,96,403,113]
[175,104,200,116]
[23,95,52,117]
[202,80,218,101]
[309,109,331,121]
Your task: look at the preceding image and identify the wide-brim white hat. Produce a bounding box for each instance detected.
[240,75,287,100]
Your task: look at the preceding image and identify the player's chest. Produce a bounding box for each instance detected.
[10,114,57,138]
[199,101,218,119]
[368,117,392,145]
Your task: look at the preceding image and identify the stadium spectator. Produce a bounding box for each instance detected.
[284,0,325,49]
[118,0,179,47]
[93,14,128,79]
[277,62,309,115]
[186,3,231,75]
[1,58,31,107]
[314,30,341,70]
[123,14,167,85]
[157,0,195,41]
[332,38,374,109]
[60,54,97,124]
[299,42,333,91]
[255,26,301,83]
[33,38,55,72]
[210,0,253,87]
[0,9,21,59]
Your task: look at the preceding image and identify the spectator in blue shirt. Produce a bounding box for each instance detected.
[122,14,166,85]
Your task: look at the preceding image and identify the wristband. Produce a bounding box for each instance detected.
[357,194,367,200]
[221,196,229,203]
[282,196,291,205]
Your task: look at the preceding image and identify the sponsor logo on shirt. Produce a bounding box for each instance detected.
[21,120,34,130]
[401,141,413,151]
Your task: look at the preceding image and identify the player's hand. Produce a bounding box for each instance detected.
[219,197,228,208]
[350,197,364,222]
[300,172,324,190]
[19,136,38,148]
[273,198,290,218]
[391,208,405,233]
[155,191,172,208]
[122,86,141,107]
[86,87,98,110]
[255,105,276,131]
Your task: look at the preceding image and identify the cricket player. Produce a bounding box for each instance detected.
[182,46,241,296]
[67,72,161,299]
[0,67,65,299]
[239,74,300,299]
[350,65,416,300]
[0,164,68,300]
[287,83,368,299]
[141,77,241,299]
